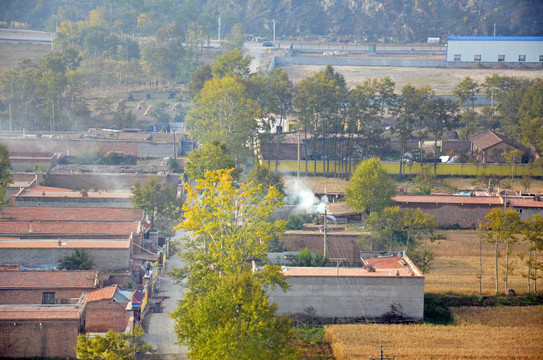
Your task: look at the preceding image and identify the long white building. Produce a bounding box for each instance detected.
[446,36,543,64]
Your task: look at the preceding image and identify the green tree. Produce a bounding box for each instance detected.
[211,49,252,78]
[224,23,245,51]
[186,64,213,99]
[170,169,296,359]
[0,144,12,204]
[58,249,93,270]
[185,140,237,181]
[453,76,479,139]
[521,214,543,293]
[247,164,285,195]
[186,76,260,157]
[131,176,183,224]
[413,165,436,194]
[424,97,459,173]
[394,85,433,177]
[479,208,523,293]
[292,248,328,267]
[345,157,396,214]
[75,325,152,360]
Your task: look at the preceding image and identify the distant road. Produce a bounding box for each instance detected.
[0,29,53,43]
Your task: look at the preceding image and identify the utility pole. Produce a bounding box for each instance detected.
[369,346,395,360]
[218,17,221,42]
[493,23,496,37]
[323,208,327,258]
[297,129,300,179]
[273,18,276,42]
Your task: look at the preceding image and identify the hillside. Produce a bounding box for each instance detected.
[0,0,541,42]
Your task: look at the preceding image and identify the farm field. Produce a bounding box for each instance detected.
[280,63,543,94]
[0,41,52,73]
[325,306,543,360]
[425,230,533,294]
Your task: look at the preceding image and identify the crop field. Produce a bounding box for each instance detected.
[425,230,534,294]
[326,306,543,360]
[0,41,52,73]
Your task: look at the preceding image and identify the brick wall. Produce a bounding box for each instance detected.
[441,140,471,153]
[47,173,179,191]
[85,300,129,332]
[0,288,92,305]
[0,318,81,358]
[397,202,500,228]
[281,232,361,264]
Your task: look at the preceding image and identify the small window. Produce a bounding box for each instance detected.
[454,54,461,61]
[498,55,505,62]
[519,55,526,62]
[42,292,55,304]
[474,54,481,62]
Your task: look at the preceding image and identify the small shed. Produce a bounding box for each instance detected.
[471,130,519,163]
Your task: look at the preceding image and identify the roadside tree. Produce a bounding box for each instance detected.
[345,157,396,214]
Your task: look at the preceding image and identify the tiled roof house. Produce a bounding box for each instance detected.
[471,130,519,163]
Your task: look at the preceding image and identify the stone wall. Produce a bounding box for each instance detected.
[269,275,424,320]
[0,248,131,272]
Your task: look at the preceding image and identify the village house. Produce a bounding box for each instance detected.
[0,270,99,305]
[268,252,424,320]
[0,303,86,359]
[471,130,520,163]
[81,285,132,333]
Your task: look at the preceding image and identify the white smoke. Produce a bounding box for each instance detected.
[285,177,328,214]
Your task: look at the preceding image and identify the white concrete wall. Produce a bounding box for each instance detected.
[447,39,543,63]
[269,275,424,320]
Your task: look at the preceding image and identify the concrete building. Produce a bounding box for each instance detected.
[0,270,99,305]
[0,304,86,359]
[446,36,543,65]
[471,130,520,163]
[269,252,424,320]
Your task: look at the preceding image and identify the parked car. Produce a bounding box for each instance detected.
[262,42,274,47]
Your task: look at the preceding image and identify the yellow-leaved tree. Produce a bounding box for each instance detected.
[170,169,297,360]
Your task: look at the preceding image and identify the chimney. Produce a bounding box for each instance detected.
[29,221,33,232]
[80,190,88,197]
[58,238,62,247]
[42,191,45,196]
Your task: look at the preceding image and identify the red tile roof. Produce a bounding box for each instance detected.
[0,207,143,222]
[0,270,98,289]
[508,198,543,208]
[83,285,117,303]
[471,130,516,150]
[0,221,140,235]
[0,304,85,320]
[394,195,503,205]
[0,239,131,249]
[17,185,132,199]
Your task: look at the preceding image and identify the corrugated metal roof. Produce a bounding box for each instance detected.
[448,36,543,41]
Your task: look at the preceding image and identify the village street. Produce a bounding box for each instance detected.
[141,230,188,359]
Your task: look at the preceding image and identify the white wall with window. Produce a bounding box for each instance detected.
[447,36,543,63]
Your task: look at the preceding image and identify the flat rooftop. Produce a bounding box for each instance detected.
[282,256,422,278]
[16,185,132,199]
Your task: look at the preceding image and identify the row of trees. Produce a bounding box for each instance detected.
[186,49,542,178]
[480,209,543,294]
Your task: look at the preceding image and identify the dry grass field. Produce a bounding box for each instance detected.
[425,230,535,294]
[280,63,543,95]
[326,306,543,360]
[0,41,52,73]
